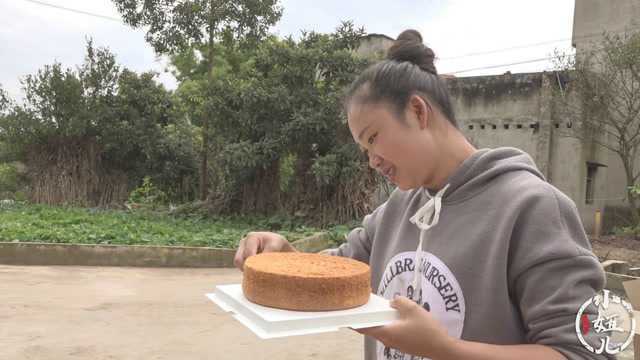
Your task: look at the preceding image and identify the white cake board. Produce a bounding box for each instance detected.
[206,283,399,339]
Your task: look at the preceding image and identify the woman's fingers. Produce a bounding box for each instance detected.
[234,233,261,270]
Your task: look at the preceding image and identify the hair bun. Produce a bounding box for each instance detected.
[397,29,422,43]
[387,29,437,75]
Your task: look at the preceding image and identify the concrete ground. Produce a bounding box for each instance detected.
[1,265,635,360]
[0,265,363,360]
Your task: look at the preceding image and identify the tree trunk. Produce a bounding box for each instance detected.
[292,151,314,211]
[27,137,128,207]
[199,2,217,201]
[621,154,640,225]
[199,121,209,200]
[240,159,281,214]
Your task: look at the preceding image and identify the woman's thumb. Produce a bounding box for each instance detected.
[390,295,417,313]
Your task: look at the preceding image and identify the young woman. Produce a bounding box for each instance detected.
[235,30,611,360]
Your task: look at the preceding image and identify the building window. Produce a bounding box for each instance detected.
[585,162,601,204]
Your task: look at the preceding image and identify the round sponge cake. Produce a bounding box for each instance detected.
[242,252,371,311]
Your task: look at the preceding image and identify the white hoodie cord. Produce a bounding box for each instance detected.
[408,184,450,297]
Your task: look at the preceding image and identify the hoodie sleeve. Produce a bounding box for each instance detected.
[327,202,387,264]
[507,186,614,360]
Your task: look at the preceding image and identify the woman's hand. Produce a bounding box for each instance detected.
[355,295,456,359]
[233,231,296,270]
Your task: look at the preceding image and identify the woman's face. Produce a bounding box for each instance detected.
[347,97,439,191]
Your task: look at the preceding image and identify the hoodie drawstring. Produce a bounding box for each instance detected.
[408,184,450,298]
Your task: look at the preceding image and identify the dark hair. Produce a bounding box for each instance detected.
[345,29,457,128]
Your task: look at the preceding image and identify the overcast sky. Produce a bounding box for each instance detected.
[1,0,575,101]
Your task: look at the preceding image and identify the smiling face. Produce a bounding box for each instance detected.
[347,95,442,191]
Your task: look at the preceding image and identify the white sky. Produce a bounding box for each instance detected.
[0,0,576,101]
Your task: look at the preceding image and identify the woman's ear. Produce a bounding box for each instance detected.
[408,95,432,130]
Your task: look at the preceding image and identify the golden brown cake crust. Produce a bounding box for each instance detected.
[242,252,371,311]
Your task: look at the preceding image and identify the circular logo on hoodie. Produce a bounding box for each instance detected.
[575,289,635,355]
[376,251,465,360]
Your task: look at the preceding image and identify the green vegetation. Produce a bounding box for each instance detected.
[0,22,380,225]
[0,202,347,248]
[0,163,18,193]
[0,0,382,229]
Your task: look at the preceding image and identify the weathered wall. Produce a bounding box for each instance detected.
[573,0,640,54]
[359,32,636,233]
[573,0,640,231]
[356,33,394,59]
[447,72,603,232]
[448,73,550,176]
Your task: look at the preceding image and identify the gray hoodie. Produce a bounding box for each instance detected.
[330,147,613,360]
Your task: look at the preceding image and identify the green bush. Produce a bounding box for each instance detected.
[13,191,27,202]
[326,224,351,247]
[279,153,296,193]
[0,163,19,195]
[0,203,324,247]
[623,185,640,237]
[128,176,168,207]
[614,225,640,238]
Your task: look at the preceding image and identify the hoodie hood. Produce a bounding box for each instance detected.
[410,147,546,303]
[427,147,545,203]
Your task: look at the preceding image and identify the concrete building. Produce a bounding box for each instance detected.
[447,72,607,232]
[355,33,394,59]
[568,0,640,231]
[573,0,640,52]
[360,0,640,233]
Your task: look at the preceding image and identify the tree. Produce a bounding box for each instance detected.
[0,41,118,150]
[113,0,282,200]
[195,22,376,223]
[0,86,11,160]
[554,31,640,225]
[0,41,193,206]
[0,42,122,205]
[0,86,10,115]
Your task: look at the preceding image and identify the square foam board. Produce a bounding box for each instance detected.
[206,283,398,339]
